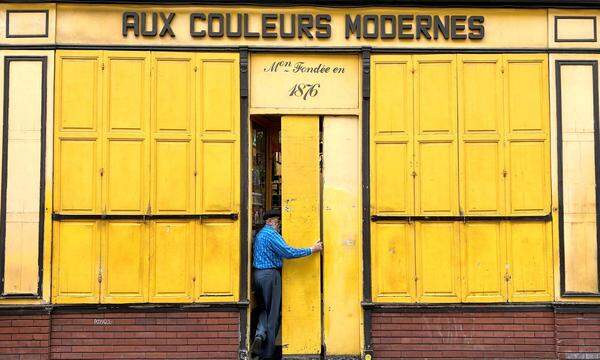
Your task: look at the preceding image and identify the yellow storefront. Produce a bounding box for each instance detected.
[0,1,600,359]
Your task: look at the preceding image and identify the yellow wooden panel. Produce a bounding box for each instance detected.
[105,139,146,212]
[102,51,150,214]
[195,219,238,302]
[414,55,458,216]
[3,60,43,295]
[52,221,100,304]
[57,139,99,213]
[461,222,506,302]
[322,116,361,355]
[372,222,415,303]
[151,53,195,214]
[416,222,460,302]
[101,221,148,303]
[56,51,101,132]
[200,141,234,212]
[372,55,413,135]
[149,221,194,302]
[417,142,456,215]
[504,54,550,216]
[374,143,412,215]
[560,64,598,293]
[198,54,238,134]
[507,221,553,301]
[458,55,504,215]
[508,141,548,214]
[153,141,193,213]
[281,115,321,356]
[54,51,102,214]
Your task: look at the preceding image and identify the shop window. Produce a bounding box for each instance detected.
[557,60,600,296]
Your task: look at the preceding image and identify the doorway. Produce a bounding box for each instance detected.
[250,114,362,359]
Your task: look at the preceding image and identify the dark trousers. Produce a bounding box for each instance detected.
[253,268,282,359]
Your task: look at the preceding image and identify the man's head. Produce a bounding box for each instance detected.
[263,209,281,231]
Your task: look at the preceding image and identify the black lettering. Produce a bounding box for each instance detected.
[415,15,432,39]
[468,16,485,39]
[298,14,313,39]
[451,15,467,39]
[208,13,224,37]
[398,15,414,39]
[226,13,242,37]
[122,12,139,37]
[280,14,296,38]
[315,14,331,39]
[159,12,175,37]
[243,13,260,38]
[141,12,157,36]
[380,15,396,39]
[190,13,206,37]
[262,14,277,38]
[433,15,449,40]
[345,14,361,39]
[363,15,378,39]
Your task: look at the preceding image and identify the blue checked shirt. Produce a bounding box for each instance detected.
[252,224,312,269]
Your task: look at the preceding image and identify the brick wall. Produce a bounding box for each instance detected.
[556,311,600,359]
[0,312,51,360]
[371,310,556,359]
[50,310,239,360]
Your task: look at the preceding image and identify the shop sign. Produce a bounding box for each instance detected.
[250,54,359,112]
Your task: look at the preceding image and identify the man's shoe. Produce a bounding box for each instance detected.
[251,336,263,356]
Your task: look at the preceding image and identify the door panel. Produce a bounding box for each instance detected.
[507,221,553,301]
[149,221,194,302]
[461,222,506,302]
[151,53,195,214]
[195,219,238,302]
[416,222,460,302]
[371,55,414,215]
[322,116,361,355]
[372,222,415,302]
[105,140,146,212]
[101,221,148,303]
[54,51,102,214]
[52,221,100,304]
[281,115,321,356]
[414,55,458,215]
[458,55,504,215]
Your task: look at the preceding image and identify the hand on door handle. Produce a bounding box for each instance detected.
[311,241,323,253]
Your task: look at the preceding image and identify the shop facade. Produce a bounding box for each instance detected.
[0,1,600,359]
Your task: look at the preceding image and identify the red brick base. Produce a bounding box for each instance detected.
[556,311,600,359]
[0,309,239,360]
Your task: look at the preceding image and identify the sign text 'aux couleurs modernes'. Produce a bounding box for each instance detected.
[122,12,485,40]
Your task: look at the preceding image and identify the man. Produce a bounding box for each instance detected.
[251,209,323,360]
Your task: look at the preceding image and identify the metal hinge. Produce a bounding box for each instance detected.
[194,66,198,72]
[411,170,417,177]
[98,268,103,283]
[101,63,105,71]
[502,169,508,178]
[100,168,104,177]
[501,66,505,74]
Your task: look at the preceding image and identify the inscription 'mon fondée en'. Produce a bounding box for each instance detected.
[264,60,347,101]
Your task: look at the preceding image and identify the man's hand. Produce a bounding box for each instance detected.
[311,241,323,253]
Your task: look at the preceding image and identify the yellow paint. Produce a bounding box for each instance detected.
[281,115,321,355]
[415,222,461,302]
[322,116,361,355]
[52,221,100,304]
[250,54,359,114]
[371,55,414,216]
[149,220,194,302]
[458,54,505,215]
[196,219,239,302]
[507,221,553,301]
[504,54,550,216]
[151,52,195,214]
[414,55,458,216]
[460,222,506,303]
[100,221,148,303]
[53,50,240,304]
[371,222,415,302]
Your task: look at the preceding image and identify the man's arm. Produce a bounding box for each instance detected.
[267,231,312,259]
